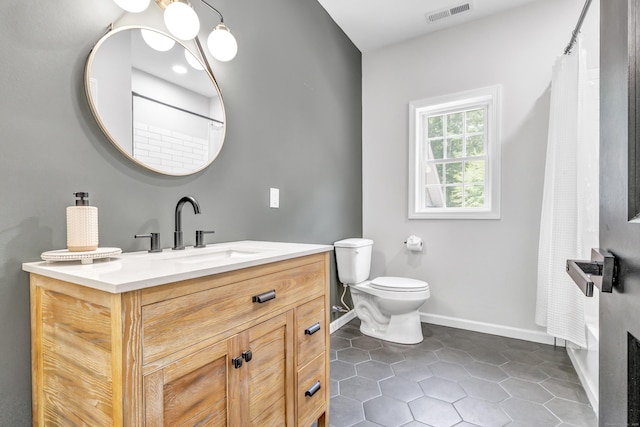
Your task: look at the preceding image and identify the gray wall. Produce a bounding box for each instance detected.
[0,0,362,424]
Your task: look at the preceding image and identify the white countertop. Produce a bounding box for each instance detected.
[22,241,333,294]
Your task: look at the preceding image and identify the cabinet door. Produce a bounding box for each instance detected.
[245,312,294,426]
[143,338,235,426]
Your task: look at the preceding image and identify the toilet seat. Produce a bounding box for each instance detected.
[370,276,429,292]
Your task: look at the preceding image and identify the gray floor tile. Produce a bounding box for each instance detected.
[335,327,364,339]
[370,346,406,364]
[352,336,384,350]
[409,396,462,427]
[420,376,467,403]
[364,396,414,427]
[465,361,509,382]
[338,347,371,364]
[352,421,384,427]
[430,361,473,382]
[403,348,438,365]
[541,378,589,404]
[331,336,352,350]
[458,377,509,403]
[330,320,593,427]
[454,397,511,427]
[545,398,597,426]
[340,376,381,402]
[500,378,553,404]
[331,359,357,381]
[380,376,424,402]
[331,378,340,397]
[439,335,477,351]
[392,360,434,382]
[356,360,394,381]
[500,397,560,426]
[501,348,545,365]
[538,361,581,383]
[467,346,509,365]
[329,395,365,426]
[500,361,549,383]
[436,348,474,365]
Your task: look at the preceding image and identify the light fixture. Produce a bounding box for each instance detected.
[140,28,176,51]
[113,0,150,13]
[207,23,237,62]
[112,0,238,61]
[163,1,200,40]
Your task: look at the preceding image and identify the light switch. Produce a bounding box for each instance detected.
[270,188,280,208]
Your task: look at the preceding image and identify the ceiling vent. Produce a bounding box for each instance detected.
[425,2,473,23]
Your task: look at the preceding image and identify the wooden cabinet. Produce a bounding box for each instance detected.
[30,252,330,426]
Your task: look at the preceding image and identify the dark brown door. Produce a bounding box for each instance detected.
[600,1,640,425]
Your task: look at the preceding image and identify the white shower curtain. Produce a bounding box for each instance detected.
[535,38,599,348]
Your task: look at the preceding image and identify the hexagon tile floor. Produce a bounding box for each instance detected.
[328,318,597,427]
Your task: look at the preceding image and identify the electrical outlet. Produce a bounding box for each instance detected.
[270,188,279,208]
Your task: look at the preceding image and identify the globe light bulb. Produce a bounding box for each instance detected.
[140,29,176,52]
[207,24,238,62]
[113,0,150,13]
[164,1,200,41]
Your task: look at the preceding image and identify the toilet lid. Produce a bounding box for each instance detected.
[370,276,429,292]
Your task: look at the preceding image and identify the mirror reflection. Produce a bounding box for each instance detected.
[85,26,225,176]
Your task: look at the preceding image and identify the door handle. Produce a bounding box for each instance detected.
[566,248,616,296]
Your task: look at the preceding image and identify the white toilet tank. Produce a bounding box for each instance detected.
[334,238,373,284]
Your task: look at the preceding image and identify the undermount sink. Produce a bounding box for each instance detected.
[138,243,278,265]
[173,248,267,264]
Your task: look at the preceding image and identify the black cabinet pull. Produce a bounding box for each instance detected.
[305,380,321,397]
[252,290,276,303]
[232,357,243,369]
[242,350,253,363]
[305,322,321,335]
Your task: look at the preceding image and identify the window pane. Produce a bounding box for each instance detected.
[436,164,444,183]
[466,135,484,156]
[465,185,485,207]
[428,139,444,160]
[447,112,463,135]
[428,115,443,138]
[445,162,463,184]
[447,137,463,158]
[465,160,485,184]
[446,186,463,207]
[466,109,484,133]
[425,186,444,207]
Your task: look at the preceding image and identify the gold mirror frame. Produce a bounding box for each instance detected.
[85,26,226,176]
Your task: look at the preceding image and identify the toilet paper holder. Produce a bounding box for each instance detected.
[404,235,423,251]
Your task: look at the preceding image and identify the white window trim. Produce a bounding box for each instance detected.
[408,85,501,219]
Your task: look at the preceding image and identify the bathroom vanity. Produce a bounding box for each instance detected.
[23,241,332,426]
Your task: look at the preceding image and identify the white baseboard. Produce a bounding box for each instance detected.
[420,312,560,345]
[330,310,357,334]
[329,310,559,346]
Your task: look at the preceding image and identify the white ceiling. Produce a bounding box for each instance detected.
[317,0,544,52]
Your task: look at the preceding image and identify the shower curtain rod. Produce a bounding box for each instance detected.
[564,0,593,55]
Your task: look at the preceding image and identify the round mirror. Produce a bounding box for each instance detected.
[85,26,226,176]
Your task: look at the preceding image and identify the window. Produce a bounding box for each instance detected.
[409,86,501,219]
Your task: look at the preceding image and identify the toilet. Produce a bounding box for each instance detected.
[334,238,430,344]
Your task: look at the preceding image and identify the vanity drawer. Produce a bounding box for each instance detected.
[296,296,325,367]
[297,354,326,426]
[142,260,324,364]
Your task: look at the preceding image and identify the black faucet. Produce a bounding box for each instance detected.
[173,196,201,250]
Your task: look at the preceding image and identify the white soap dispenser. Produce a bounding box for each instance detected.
[66,192,99,252]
